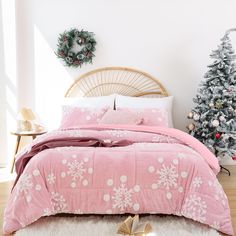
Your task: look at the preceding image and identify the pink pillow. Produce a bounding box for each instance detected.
[117,108,169,127]
[99,110,143,125]
[60,106,108,129]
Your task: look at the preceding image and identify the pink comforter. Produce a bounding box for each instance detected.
[3,125,233,235]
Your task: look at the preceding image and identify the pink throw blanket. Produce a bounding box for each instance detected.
[3,125,233,235]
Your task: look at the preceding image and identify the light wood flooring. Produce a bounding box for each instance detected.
[0,166,235,236]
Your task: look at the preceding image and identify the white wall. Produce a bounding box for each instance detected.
[1,0,236,166]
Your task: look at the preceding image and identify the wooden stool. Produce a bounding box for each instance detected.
[10,131,47,173]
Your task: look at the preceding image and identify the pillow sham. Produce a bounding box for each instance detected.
[63,94,115,109]
[115,95,174,127]
[99,109,143,125]
[60,106,108,129]
[117,108,169,127]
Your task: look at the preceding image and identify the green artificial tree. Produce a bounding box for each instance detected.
[187,28,236,162]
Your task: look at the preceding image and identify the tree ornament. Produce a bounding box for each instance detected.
[209,102,214,108]
[187,123,195,131]
[212,119,220,127]
[187,112,193,119]
[215,133,221,139]
[56,28,96,67]
[193,113,200,121]
[219,116,225,121]
[215,100,223,109]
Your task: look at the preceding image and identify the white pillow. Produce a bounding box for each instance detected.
[115,95,174,127]
[63,94,115,109]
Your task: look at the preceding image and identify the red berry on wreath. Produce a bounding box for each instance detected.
[215,133,221,139]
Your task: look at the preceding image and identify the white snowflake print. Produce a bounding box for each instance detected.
[74,209,83,214]
[191,177,203,188]
[112,183,133,211]
[43,208,52,216]
[50,192,67,213]
[67,130,82,137]
[105,130,129,138]
[15,172,33,202]
[177,153,186,159]
[156,164,178,190]
[47,173,56,184]
[209,179,227,206]
[103,176,140,213]
[210,221,220,230]
[67,159,86,181]
[182,194,207,223]
[89,108,108,118]
[152,135,180,143]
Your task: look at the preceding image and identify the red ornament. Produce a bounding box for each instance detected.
[232,156,236,161]
[215,133,221,139]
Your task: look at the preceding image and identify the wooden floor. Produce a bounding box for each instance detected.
[0,166,235,236]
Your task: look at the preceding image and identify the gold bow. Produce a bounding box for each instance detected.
[117,215,152,236]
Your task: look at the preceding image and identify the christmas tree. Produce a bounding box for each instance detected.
[187,28,236,161]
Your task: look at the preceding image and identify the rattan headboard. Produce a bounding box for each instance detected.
[65,67,168,97]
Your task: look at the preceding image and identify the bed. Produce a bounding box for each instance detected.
[3,67,233,235]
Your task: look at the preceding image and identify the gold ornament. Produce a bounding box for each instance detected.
[187,123,195,131]
[117,215,152,236]
[187,112,193,119]
[215,100,223,109]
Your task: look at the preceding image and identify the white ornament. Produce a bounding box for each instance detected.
[212,120,219,127]
[219,116,225,122]
[209,102,214,108]
[193,114,200,121]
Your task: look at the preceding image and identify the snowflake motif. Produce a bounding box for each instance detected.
[43,208,52,216]
[89,108,108,117]
[67,159,86,181]
[210,179,227,206]
[182,194,207,223]
[152,135,162,142]
[210,221,220,230]
[47,173,56,184]
[50,192,67,213]
[105,130,129,138]
[104,176,140,213]
[15,172,33,201]
[67,130,82,137]
[191,177,203,188]
[151,135,178,143]
[112,183,133,211]
[177,153,186,159]
[156,164,178,190]
[74,209,83,214]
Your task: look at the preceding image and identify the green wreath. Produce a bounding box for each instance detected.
[56,28,96,67]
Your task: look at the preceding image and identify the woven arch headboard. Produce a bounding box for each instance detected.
[65,67,168,97]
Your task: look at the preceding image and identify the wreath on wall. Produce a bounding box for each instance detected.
[56,28,96,67]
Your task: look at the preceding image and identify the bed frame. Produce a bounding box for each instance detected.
[65,67,168,97]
